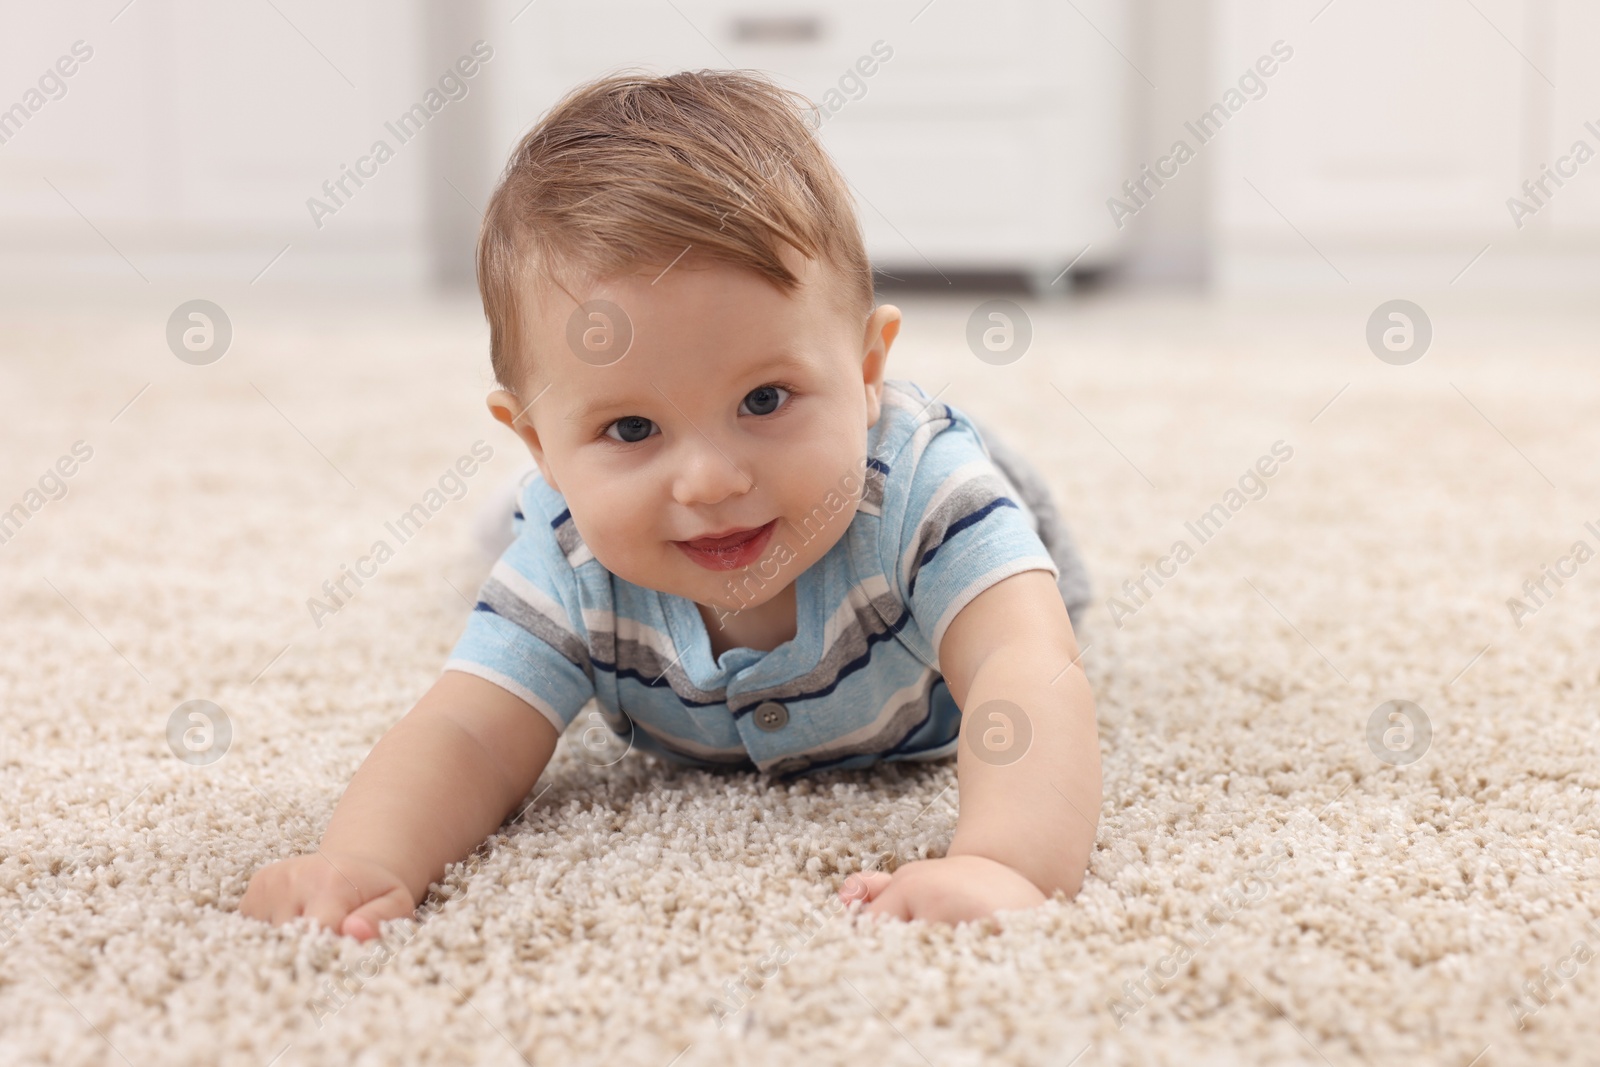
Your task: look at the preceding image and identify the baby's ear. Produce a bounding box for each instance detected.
[861,304,900,427]
[487,389,560,492]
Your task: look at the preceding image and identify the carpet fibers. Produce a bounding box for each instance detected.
[1,291,1597,1066]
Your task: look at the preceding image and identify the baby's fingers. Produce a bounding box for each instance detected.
[860,878,914,920]
[302,889,362,937]
[239,865,301,925]
[839,871,894,906]
[341,887,416,942]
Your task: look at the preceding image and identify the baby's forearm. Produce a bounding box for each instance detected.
[947,645,1101,898]
[320,672,557,906]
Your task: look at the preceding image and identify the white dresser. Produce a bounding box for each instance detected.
[486,0,1132,294]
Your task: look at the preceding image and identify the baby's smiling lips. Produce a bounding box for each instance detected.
[673,519,778,571]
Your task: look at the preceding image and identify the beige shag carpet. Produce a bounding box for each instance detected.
[2,290,1597,1067]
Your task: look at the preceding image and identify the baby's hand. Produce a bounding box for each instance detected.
[839,854,1046,924]
[239,851,416,941]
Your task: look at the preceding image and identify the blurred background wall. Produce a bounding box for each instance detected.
[1,0,1595,297]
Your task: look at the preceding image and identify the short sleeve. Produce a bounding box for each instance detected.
[444,478,596,733]
[879,404,1060,662]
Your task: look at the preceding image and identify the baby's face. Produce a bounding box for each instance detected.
[493,249,899,616]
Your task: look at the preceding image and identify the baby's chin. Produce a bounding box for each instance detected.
[701,578,794,614]
[683,566,795,613]
[585,546,785,609]
[691,562,804,615]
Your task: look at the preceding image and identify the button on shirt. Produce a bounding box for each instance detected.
[752,701,789,732]
[445,379,1060,777]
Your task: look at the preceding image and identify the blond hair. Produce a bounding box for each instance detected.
[476,68,875,389]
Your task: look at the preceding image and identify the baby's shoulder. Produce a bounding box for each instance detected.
[508,470,601,577]
[870,379,988,484]
[873,379,945,443]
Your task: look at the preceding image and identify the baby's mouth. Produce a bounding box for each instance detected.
[673,519,779,571]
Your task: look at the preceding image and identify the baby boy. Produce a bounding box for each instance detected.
[241,69,1100,935]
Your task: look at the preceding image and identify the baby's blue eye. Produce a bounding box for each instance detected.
[605,415,657,443]
[741,385,789,416]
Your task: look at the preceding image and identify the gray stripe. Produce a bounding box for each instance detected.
[605,632,728,704]
[479,576,593,681]
[765,672,941,775]
[553,512,586,561]
[729,583,907,712]
[906,471,1013,588]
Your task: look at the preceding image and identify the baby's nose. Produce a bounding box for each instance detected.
[670,439,754,506]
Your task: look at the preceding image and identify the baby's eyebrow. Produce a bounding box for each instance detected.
[565,397,629,423]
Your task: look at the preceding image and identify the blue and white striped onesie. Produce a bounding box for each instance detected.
[446,379,1071,777]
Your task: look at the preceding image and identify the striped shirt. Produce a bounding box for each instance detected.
[445,379,1060,777]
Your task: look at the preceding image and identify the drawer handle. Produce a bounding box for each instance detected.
[729,14,823,44]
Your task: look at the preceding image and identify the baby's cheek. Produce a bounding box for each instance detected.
[590,529,673,589]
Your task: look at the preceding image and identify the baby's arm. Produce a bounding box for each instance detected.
[240,670,558,940]
[842,570,1101,921]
